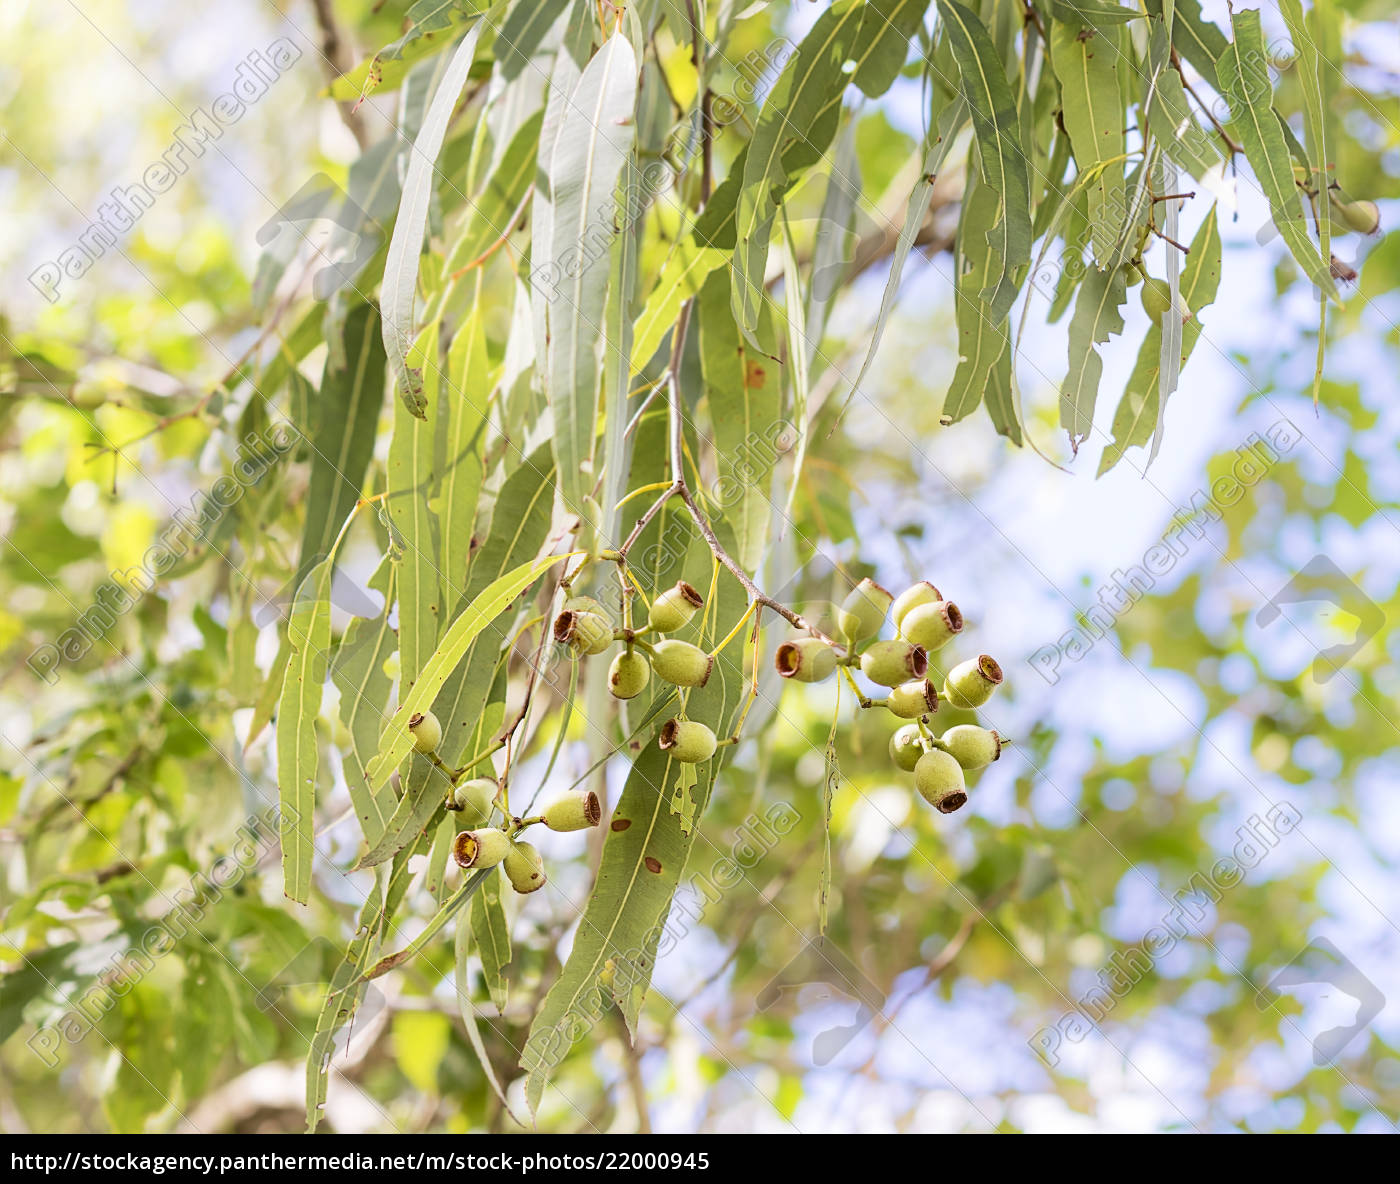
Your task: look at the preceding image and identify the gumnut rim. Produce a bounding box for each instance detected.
[673,581,704,608]
[937,791,969,814]
[977,655,1004,684]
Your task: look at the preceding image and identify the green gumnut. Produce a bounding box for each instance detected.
[451,777,496,823]
[608,650,651,699]
[860,640,927,688]
[775,637,837,683]
[900,600,963,651]
[838,577,892,643]
[409,710,442,753]
[943,655,1004,710]
[1141,277,1173,326]
[889,724,925,772]
[452,827,511,869]
[553,609,614,656]
[504,840,547,894]
[658,718,718,763]
[891,581,942,630]
[647,580,704,633]
[1342,198,1381,235]
[914,748,968,813]
[564,595,615,625]
[544,790,602,832]
[939,724,1002,771]
[651,639,713,688]
[887,678,938,719]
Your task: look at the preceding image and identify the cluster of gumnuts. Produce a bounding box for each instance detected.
[399,579,720,898]
[404,709,602,896]
[775,578,1006,815]
[554,580,722,764]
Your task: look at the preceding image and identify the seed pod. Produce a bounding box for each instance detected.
[775,637,837,683]
[504,841,547,894]
[1338,197,1381,235]
[658,718,718,763]
[409,710,442,753]
[887,678,939,719]
[860,640,928,688]
[452,827,511,870]
[647,580,704,633]
[900,600,963,651]
[544,790,602,832]
[939,724,1002,771]
[651,639,713,687]
[1141,277,1173,326]
[553,609,614,656]
[564,595,615,625]
[943,655,1004,709]
[451,777,496,824]
[838,577,892,643]
[608,650,651,699]
[891,581,942,631]
[889,724,925,772]
[914,749,968,813]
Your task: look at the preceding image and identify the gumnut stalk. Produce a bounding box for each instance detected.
[891,581,942,631]
[409,710,442,753]
[608,650,651,699]
[648,581,704,633]
[504,841,547,894]
[658,718,718,764]
[887,678,939,719]
[889,724,925,772]
[452,827,511,870]
[451,778,496,824]
[900,600,963,651]
[651,639,713,688]
[838,578,893,643]
[860,640,928,688]
[544,790,602,832]
[939,724,1002,771]
[943,655,1004,709]
[554,609,614,656]
[914,749,969,813]
[775,637,837,683]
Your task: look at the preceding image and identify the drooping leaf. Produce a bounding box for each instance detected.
[732,0,866,335]
[699,271,782,571]
[544,33,639,515]
[943,167,1011,424]
[841,96,968,426]
[297,303,386,589]
[454,900,517,1118]
[1050,17,1127,268]
[331,561,398,846]
[443,111,542,275]
[1099,206,1222,475]
[386,325,443,694]
[382,23,485,418]
[469,871,512,1014]
[850,0,930,100]
[1216,8,1334,298]
[275,556,333,904]
[1059,262,1127,451]
[1146,0,1227,91]
[936,0,1032,320]
[495,0,572,80]
[438,301,490,602]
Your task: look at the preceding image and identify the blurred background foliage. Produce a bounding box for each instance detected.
[2,0,1398,1133]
